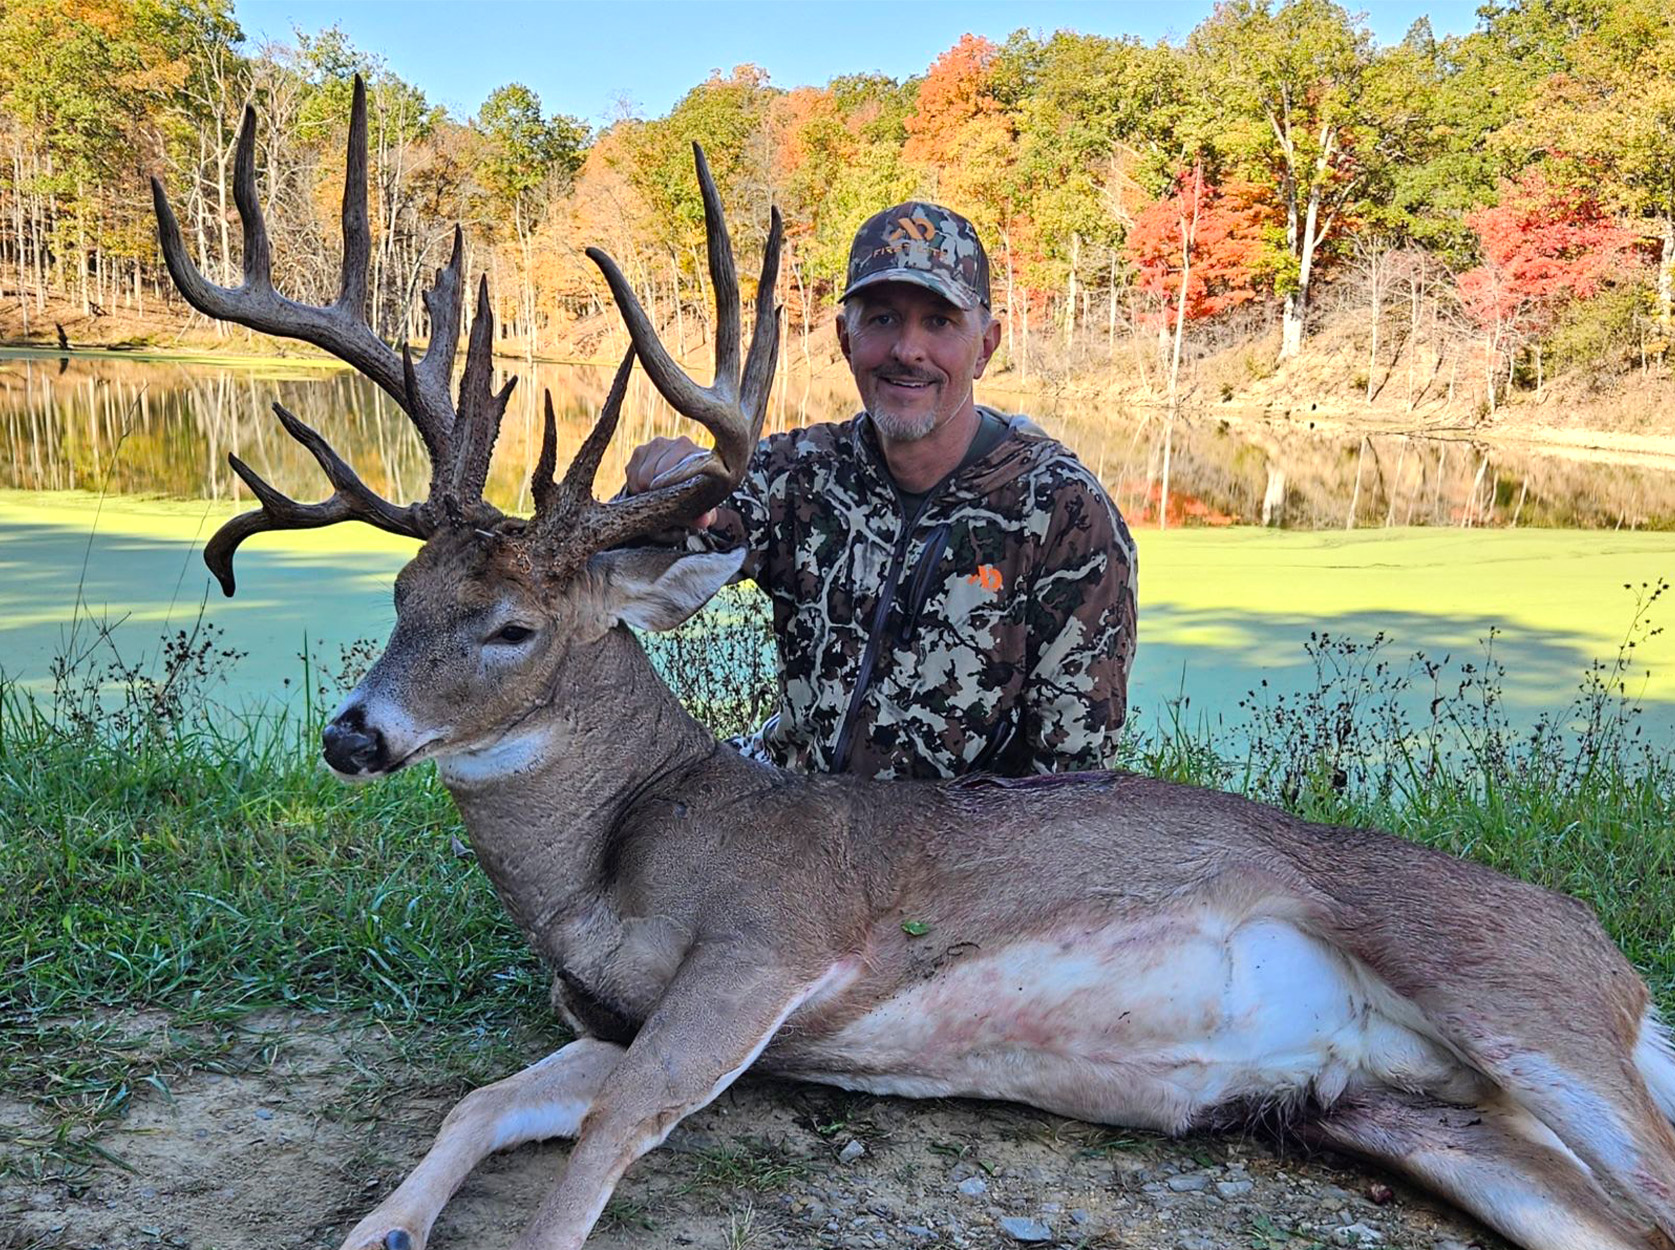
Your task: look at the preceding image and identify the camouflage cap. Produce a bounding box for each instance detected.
[841,202,991,311]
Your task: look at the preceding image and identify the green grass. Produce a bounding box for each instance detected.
[3,590,1673,1185]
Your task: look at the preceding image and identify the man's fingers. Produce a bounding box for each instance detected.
[648,449,712,489]
[623,437,706,496]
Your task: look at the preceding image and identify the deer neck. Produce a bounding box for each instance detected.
[434,626,723,945]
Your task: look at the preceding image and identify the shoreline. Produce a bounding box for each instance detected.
[5,339,1675,471]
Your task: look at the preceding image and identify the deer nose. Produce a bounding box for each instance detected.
[323,707,387,774]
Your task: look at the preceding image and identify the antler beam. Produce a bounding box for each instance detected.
[154,76,516,594]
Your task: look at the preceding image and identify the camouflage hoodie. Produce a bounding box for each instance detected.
[701,409,1137,781]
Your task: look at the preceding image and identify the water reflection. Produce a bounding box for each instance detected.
[4,351,1673,530]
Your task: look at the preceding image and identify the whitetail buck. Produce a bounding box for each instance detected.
[153,81,1675,1250]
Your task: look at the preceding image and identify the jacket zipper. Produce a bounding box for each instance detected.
[829,415,1014,773]
[829,497,927,773]
[895,522,951,646]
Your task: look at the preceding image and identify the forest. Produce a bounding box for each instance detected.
[3,0,1673,414]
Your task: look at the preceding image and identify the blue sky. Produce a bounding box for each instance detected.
[230,1,1485,128]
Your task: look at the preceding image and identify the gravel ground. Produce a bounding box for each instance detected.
[2,1015,1501,1250]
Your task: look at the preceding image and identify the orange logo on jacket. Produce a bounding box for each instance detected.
[966,565,1003,592]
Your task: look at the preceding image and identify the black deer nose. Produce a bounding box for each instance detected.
[323,707,387,774]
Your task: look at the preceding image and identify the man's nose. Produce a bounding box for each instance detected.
[889,322,928,363]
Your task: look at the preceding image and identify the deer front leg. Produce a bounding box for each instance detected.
[510,948,846,1250]
[337,1037,624,1250]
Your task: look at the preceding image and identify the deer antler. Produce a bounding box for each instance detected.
[528,143,781,574]
[153,75,513,595]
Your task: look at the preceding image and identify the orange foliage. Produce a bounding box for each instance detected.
[904,34,1004,167]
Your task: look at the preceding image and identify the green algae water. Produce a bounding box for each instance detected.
[5,489,1672,742]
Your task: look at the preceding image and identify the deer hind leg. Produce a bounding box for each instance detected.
[1301,1086,1672,1250]
[336,1038,624,1250]
[1444,1013,1675,1243]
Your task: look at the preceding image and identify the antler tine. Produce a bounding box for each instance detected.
[531,391,560,518]
[694,143,740,397]
[440,276,516,513]
[557,345,635,505]
[739,206,784,423]
[412,226,466,427]
[204,403,429,596]
[231,105,271,291]
[530,346,634,526]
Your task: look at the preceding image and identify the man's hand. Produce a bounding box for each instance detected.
[622,436,719,530]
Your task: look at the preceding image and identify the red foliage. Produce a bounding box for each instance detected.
[1125,169,1272,324]
[1457,168,1638,335]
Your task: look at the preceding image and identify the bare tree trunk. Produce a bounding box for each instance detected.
[1020,286,1029,383]
[1064,231,1079,348]
[669,249,685,360]
[791,253,811,424]
[75,181,87,316]
[1365,246,1383,405]
[1161,165,1202,534]
[1000,226,1016,367]
[1658,213,1674,340]
[1108,254,1117,359]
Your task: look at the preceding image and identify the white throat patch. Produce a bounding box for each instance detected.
[436,721,563,788]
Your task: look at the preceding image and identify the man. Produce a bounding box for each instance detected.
[624,201,1137,780]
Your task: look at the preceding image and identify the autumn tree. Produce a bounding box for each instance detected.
[1510,0,1675,338]
[1189,0,1377,359]
[996,31,1185,350]
[474,82,586,356]
[1458,165,1638,406]
[1126,172,1272,325]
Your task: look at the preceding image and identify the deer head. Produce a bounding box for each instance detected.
[155,77,780,781]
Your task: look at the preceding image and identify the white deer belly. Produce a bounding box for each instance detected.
[773,916,1466,1132]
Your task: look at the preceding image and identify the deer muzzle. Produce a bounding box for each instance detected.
[323,705,389,776]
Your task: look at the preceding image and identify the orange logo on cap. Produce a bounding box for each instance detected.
[886,214,935,244]
[966,565,1003,592]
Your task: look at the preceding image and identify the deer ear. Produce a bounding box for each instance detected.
[588,547,747,632]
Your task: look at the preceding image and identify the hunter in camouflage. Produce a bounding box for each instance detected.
[700,411,1136,779]
[628,197,1138,780]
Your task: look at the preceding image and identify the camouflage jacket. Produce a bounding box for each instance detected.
[699,410,1137,781]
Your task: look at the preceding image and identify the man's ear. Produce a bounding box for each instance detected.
[974,313,1002,379]
[587,547,747,632]
[836,308,852,363]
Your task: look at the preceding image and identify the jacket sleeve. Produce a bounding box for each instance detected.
[1018,474,1138,773]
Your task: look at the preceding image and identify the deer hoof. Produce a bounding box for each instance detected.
[384,1234,412,1250]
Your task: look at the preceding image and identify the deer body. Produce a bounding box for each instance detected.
[372,596,1675,1250]
[152,84,1675,1250]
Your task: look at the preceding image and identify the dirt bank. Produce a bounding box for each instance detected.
[1,1013,1496,1250]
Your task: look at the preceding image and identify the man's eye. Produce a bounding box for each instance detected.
[489,624,535,645]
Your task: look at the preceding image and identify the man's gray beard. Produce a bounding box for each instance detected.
[868,407,938,442]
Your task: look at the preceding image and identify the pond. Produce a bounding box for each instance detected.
[2,350,1674,745]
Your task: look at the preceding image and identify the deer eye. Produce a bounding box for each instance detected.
[488,624,535,645]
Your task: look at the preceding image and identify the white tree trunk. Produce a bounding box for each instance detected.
[1658,215,1673,338]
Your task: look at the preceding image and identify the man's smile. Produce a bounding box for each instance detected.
[877,373,938,392]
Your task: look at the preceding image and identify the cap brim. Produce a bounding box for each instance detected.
[839,269,980,312]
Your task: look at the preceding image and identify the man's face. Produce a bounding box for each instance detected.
[837,283,1001,443]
